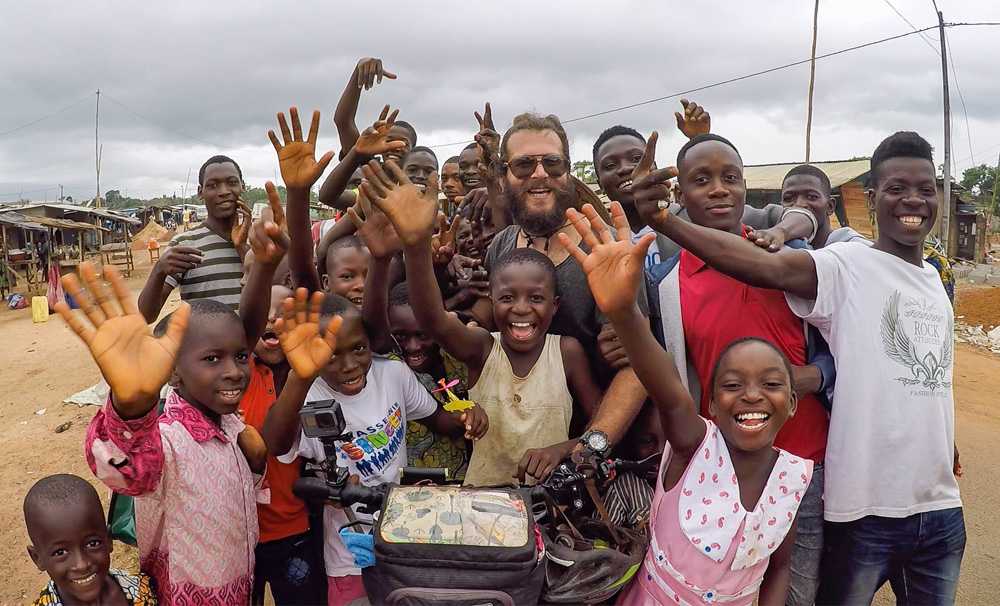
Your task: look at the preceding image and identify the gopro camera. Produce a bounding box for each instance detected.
[299,398,349,440]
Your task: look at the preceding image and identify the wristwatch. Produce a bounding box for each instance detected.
[580,430,610,458]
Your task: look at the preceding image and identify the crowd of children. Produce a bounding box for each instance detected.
[21,55,964,606]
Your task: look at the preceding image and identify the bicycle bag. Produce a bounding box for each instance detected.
[362,485,544,606]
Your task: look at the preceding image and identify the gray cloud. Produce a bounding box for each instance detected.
[2,0,998,202]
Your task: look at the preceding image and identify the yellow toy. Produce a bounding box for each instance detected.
[433,379,476,413]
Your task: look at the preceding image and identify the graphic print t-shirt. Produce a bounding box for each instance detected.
[786,242,961,522]
[279,358,437,576]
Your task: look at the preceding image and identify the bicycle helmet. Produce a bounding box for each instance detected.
[541,518,647,604]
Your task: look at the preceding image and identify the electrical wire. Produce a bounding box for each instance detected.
[0,95,92,138]
[102,93,220,148]
[883,0,940,55]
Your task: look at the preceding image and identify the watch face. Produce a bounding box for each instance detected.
[587,432,609,452]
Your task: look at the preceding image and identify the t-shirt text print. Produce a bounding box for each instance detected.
[880,290,953,395]
[338,402,405,479]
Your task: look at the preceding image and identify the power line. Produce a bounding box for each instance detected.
[882,0,940,55]
[0,95,92,138]
[101,93,220,148]
[945,27,975,169]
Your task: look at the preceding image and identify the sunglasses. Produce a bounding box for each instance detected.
[503,154,568,179]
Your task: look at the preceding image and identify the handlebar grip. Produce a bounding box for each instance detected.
[293,477,336,502]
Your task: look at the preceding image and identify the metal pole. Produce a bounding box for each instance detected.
[805,0,820,162]
[95,89,102,209]
[936,11,952,256]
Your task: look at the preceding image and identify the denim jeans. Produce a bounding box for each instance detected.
[252,530,327,606]
[816,507,966,606]
[787,463,824,606]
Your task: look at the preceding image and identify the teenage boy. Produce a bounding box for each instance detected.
[441,155,465,217]
[632,131,964,605]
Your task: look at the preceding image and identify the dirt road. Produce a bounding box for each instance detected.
[0,266,997,604]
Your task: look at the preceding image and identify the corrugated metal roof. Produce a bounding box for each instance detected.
[743,159,871,191]
[0,210,106,231]
[16,203,141,225]
[0,212,47,231]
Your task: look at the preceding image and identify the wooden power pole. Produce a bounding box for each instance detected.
[935,9,952,255]
[805,0,820,162]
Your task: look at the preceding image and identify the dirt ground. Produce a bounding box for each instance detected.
[955,285,1000,330]
[0,260,998,604]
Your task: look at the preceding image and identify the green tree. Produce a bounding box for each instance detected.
[572,160,596,185]
[960,164,999,214]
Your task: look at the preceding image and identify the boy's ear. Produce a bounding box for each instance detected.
[552,295,560,311]
[321,274,330,291]
[707,398,718,419]
[168,370,182,389]
[27,545,42,571]
[787,391,799,418]
[197,185,204,199]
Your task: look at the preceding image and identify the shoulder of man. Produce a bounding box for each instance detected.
[484,225,518,271]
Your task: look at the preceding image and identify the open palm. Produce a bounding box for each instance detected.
[55,263,188,416]
[560,203,654,317]
[275,289,342,380]
[268,107,334,191]
[348,188,403,260]
[355,104,407,158]
[361,160,440,247]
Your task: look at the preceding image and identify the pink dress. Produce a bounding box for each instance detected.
[86,391,259,605]
[618,419,812,605]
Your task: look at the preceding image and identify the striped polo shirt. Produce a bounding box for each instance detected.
[164,224,243,311]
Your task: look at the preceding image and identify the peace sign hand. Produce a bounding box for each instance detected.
[361,159,441,247]
[675,98,711,140]
[558,202,655,317]
[248,181,291,266]
[268,107,335,191]
[474,103,501,180]
[275,288,343,381]
[355,105,408,158]
[55,262,189,417]
[431,214,462,266]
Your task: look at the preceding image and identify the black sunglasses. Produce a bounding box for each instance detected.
[503,154,568,179]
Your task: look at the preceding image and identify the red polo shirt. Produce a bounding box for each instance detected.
[679,243,828,463]
[240,358,310,543]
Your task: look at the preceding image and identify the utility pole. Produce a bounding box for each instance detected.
[95,89,103,209]
[805,0,820,162]
[935,8,952,256]
[59,184,64,202]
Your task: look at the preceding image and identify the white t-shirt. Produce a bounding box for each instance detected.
[278,358,438,576]
[631,225,662,271]
[786,242,962,523]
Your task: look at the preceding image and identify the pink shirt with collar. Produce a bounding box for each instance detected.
[85,391,259,606]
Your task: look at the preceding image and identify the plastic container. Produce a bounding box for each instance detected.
[31,296,49,323]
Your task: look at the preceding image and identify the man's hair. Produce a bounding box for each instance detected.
[783,164,832,195]
[461,142,479,153]
[320,291,361,319]
[676,133,742,172]
[154,298,239,337]
[869,131,934,187]
[709,337,794,392]
[388,281,411,309]
[592,125,645,165]
[198,155,243,186]
[392,120,418,146]
[501,113,570,162]
[405,146,439,165]
[491,247,558,293]
[443,155,461,166]
[24,474,102,541]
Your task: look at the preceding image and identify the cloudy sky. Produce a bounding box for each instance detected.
[1,0,998,203]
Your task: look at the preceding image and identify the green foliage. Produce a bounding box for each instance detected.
[960,164,999,214]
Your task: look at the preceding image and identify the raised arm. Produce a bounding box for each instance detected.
[361,161,493,372]
[319,105,406,207]
[630,137,818,300]
[333,58,396,156]
[351,190,404,354]
[559,203,707,457]
[473,103,510,231]
[241,182,290,347]
[267,106,335,294]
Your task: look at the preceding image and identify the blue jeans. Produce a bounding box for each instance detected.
[816,507,966,606]
[787,463,824,606]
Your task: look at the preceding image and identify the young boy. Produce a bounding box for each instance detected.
[262,290,487,606]
[633,131,964,604]
[402,146,439,192]
[441,155,465,217]
[321,235,370,307]
[360,160,602,486]
[138,154,249,322]
[56,263,261,604]
[24,474,156,606]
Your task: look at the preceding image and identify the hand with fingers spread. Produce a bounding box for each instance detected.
[55,262,190,417]
[361,160,441,247]
[248,181,291,266]
[431,214,462,266]
[675,98,711,139]
[354,105,407,159]
[347,187,403,260]
[558,202,656,317]
[473,102,501,181]
[354,57,397,91]
[275,288,343,381]
[268,107,336,192]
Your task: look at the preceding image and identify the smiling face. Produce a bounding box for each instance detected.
[781,173,833,229]
[198,161,244,221]
[490,261,559,354]
[174,314,251,420]
[458,146,483,190]
[709,340,797,455]
[678,140,746,234]
[503,130,575,235]
[319,312,372,396]
[441,161,465,201]
[27,500,114,605]
[403,150,438,191]
[455,220,480,258]
[869,157,939,249]
[595,134,646,207]
[389,303,442,374]
[385,125,414,164]
[324,245,370,308]
[255,285,293,366]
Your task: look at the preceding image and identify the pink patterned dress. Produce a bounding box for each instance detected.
[86,391,259,605]
[618,419,812,605]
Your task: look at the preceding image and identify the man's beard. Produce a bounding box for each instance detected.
[506,178,578,236]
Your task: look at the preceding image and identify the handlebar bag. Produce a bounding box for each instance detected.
[362,485,544,606]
